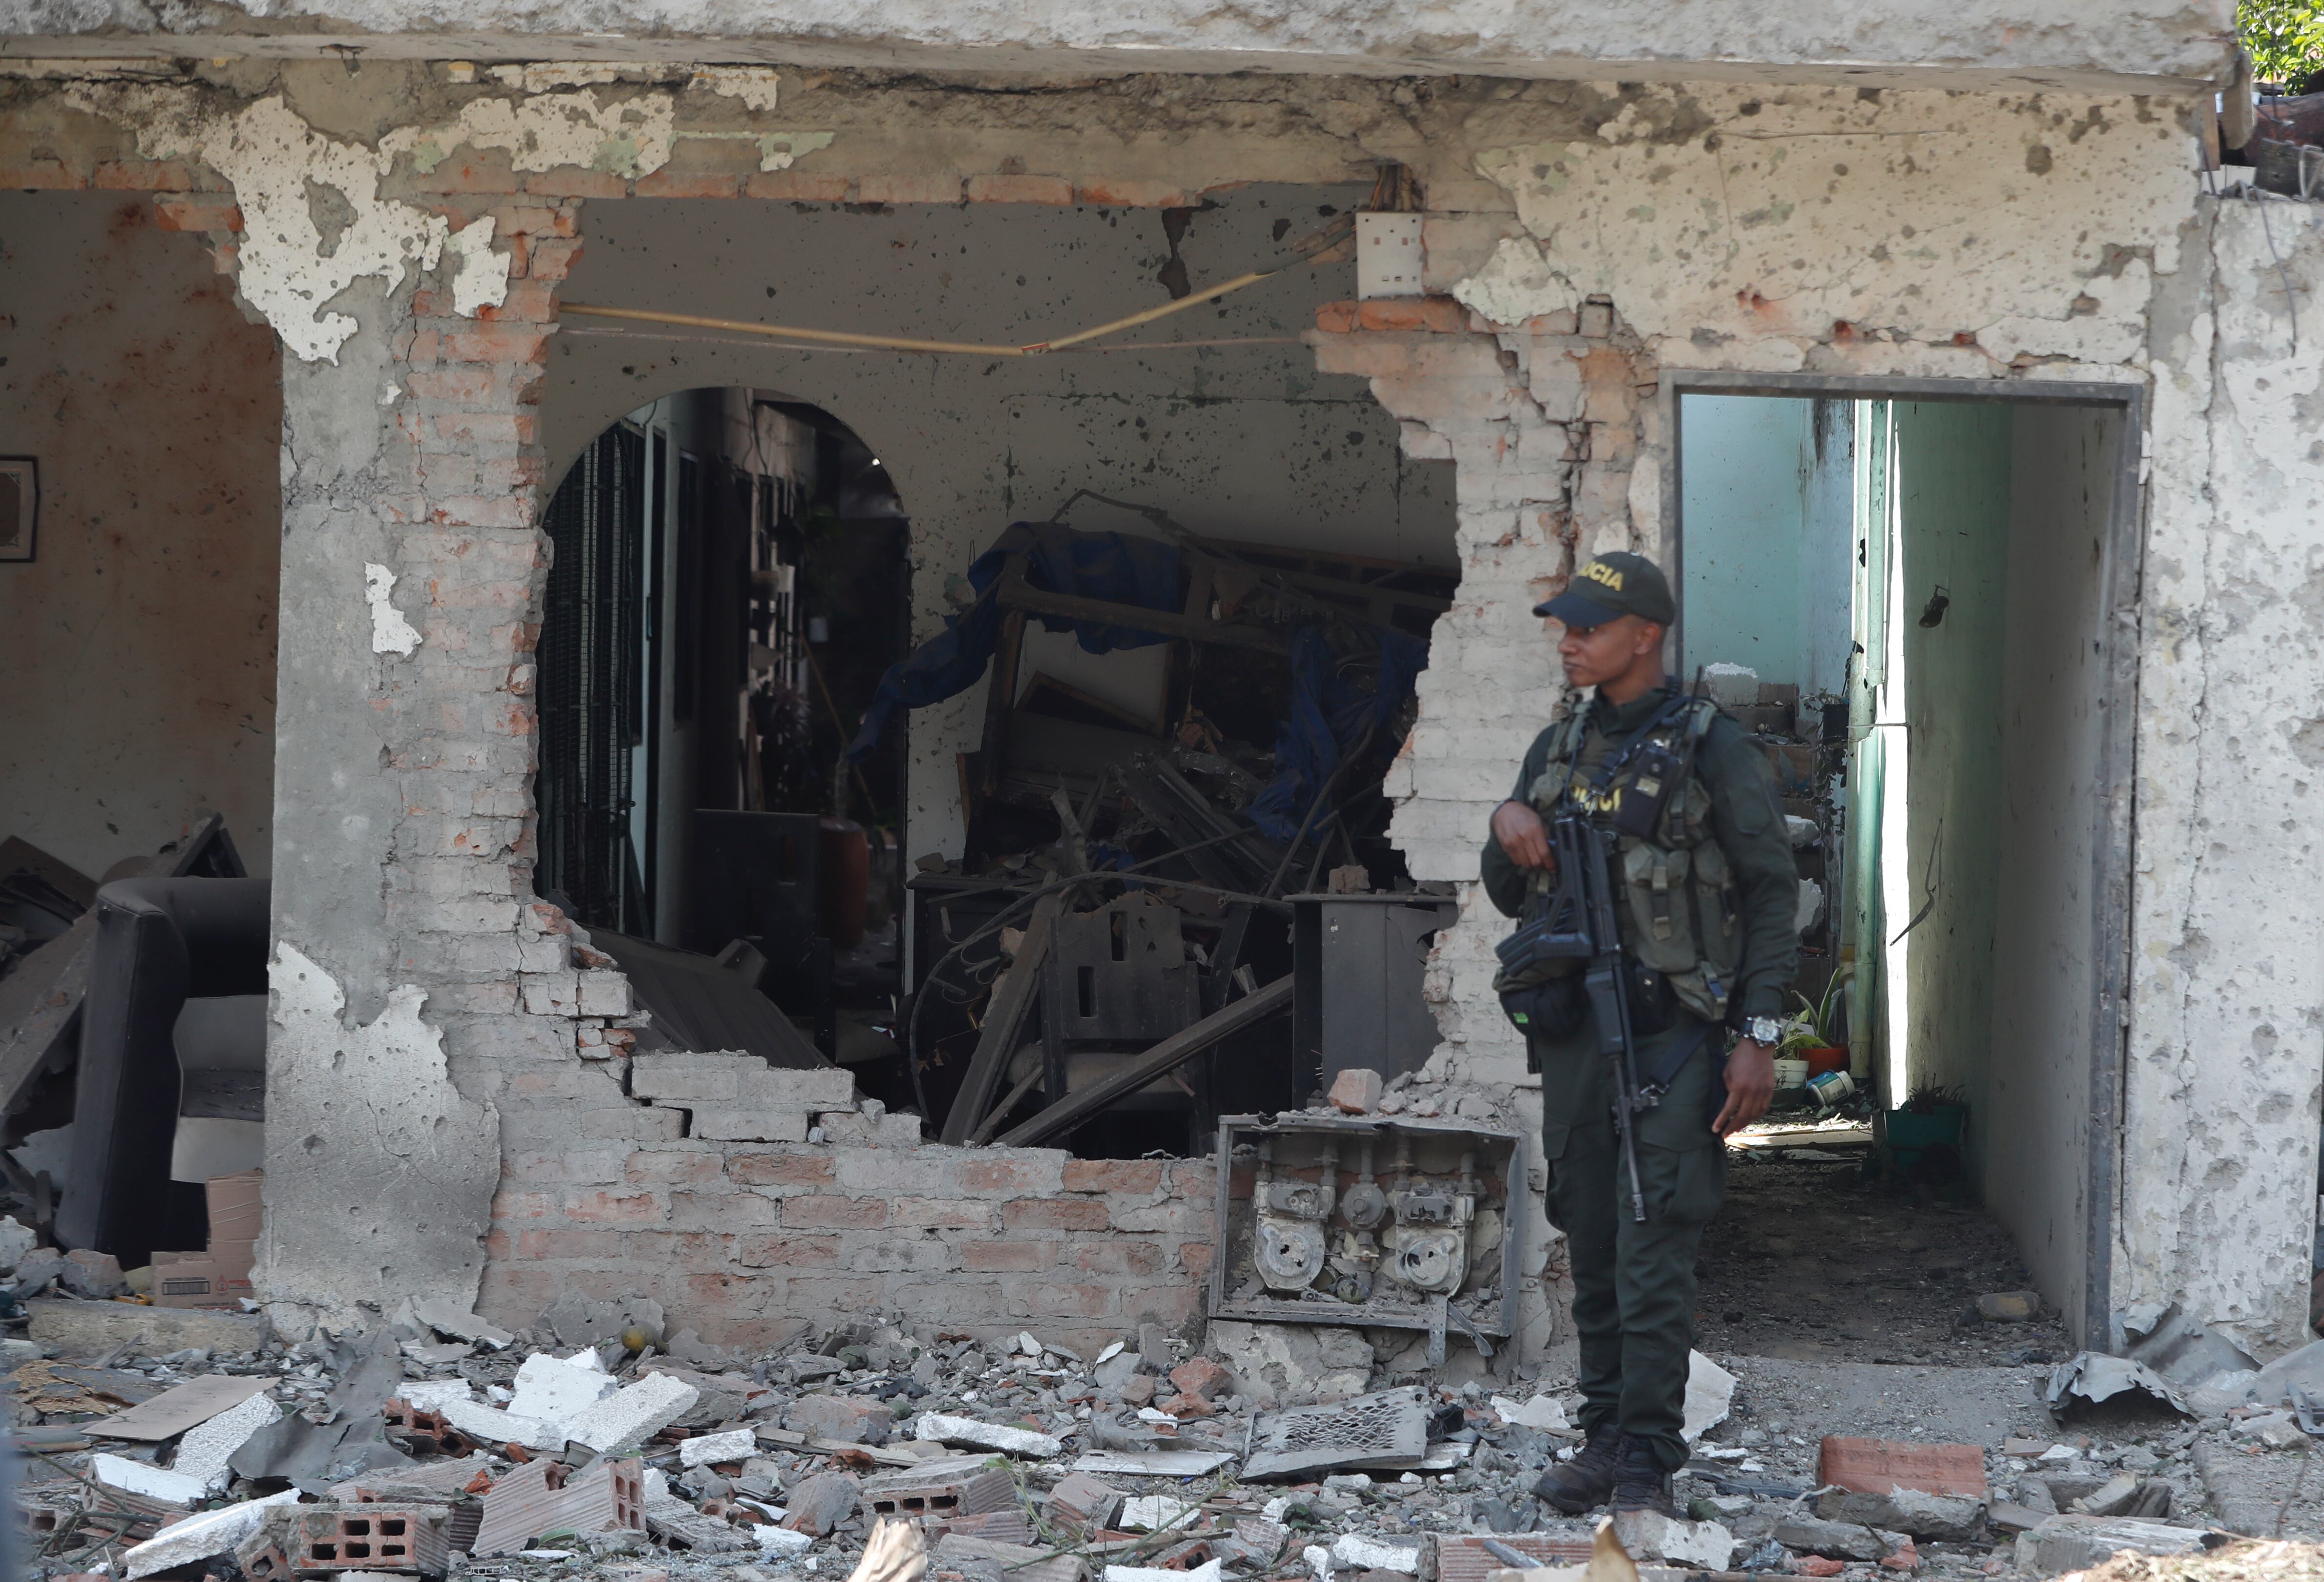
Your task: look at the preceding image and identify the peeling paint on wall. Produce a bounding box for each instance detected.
[380,87,677,177]
[263,942,501,1331]
[364,562,423,656]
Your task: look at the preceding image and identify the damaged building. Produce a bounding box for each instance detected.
[4,0,2324,1566]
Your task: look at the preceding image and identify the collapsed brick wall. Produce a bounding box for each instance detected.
[480,1112,1217,1352]
[1313,295,1658,1093]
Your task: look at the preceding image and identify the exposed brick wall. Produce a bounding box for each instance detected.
[479,1118,1219,1353]
[1310,295,1658,1090]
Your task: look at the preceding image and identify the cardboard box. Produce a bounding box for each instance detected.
[205,1170,263,1243]
[150,1248,256,1308]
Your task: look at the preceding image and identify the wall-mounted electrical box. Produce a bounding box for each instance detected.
[1356,213,1423,299]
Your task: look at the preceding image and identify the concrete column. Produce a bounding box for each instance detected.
[260,206,591,1335]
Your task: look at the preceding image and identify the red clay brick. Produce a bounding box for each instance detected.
[515,1227,629,1259]
[1355,296,1469,333]
[523,239,583,280]
[859,173,961,205]
[1061,1159,1164,1194]
[479,280,561,324]
[1169,1158,1224,1197]
[1063,1240,1164,1275]
[564,1189,662,1224]
[634,170,739,199]
[746,171,851,202]
[92,159,194,191]
[1073,180,1190,208]
[1177,1240,1214,1275]
[786,1277,889,1311]
[441,323,552,363]
[1008,1281,1113,1319]
[626,1149,724,1185]
[409,152,522,194]
[729,1151,836,1186]
[966,173,1074,205]
[487,203,580,238]
[782,1196,888,1229]
[963,1241,1053,1272]
[892,1198,998,1229]
[491,1190,558,1221]
[736,1235,842,1267]
[1817,1438,1987,1499]
[1001,1199,1109,1232]
[1314,300,1359,333]
[959,1159,1050,1194]
[154,194,240,232]
[403,365,505,403]
[0,161,84,191]
[526,168,627,199]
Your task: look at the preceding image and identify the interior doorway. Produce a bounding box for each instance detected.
[535,387,912,1089]
[1671,380,2137,1352]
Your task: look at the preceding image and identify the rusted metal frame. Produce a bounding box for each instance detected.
[993,974,1293,1148]
[937,892,1061,1146]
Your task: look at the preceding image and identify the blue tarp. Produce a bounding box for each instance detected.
[849,523,1429,853]
[1245,624,1430,843]
[847,524,1183,763]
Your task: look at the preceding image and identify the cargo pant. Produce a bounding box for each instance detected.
[1534,1009,1727,1472]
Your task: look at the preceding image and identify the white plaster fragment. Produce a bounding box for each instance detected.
[123,1488,300,1579]
[692,65,783,112]
[93,92,451,363]
[509,1350,620,1424]
[444,216,508,318]
[169,1391,282,1495]
[755,130,835,171]
[382,89,677,178]
[565,1371,700,1454]
[1452,237,1579,326]
[93,1452,207,1504]
[680,1426,758,1467]
[365,563,423,656]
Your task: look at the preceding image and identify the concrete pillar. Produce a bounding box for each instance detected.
[259,204,589,1334]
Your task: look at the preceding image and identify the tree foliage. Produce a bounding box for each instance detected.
[2241,0,2324,88]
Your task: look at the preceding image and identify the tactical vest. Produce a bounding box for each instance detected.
[1525,696,1744,1024]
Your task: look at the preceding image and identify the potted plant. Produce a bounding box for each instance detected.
[1778,965,1853,1078]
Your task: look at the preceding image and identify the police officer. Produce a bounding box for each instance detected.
[1480,551,1797,1516]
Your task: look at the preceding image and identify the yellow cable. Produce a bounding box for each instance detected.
[564,214,1352,357]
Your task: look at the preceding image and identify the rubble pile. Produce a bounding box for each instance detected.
[10,1261,2313,1582]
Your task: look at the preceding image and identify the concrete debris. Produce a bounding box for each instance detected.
[2049,1352,2192,1416]
[1683,1351,1736,1442]
[1609,1509,1735,1569]
[915,1410,1064,1458]
[1812,1488,1986,1542]
[2012,1515,2209,1573]
[19,1295,2290,1582]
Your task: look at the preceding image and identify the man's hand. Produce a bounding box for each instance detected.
[1711,1037,1775,1137]
[1492,800,1555,870]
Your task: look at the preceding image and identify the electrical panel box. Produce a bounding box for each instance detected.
[1356,213,1424,299]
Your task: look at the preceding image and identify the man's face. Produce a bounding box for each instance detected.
[1557,612,1662,688]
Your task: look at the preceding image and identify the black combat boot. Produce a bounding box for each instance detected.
[1530,1421,1622,1514]
[1607,1434,1677,1516]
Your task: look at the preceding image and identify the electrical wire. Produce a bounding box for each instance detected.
[562,214,1353,358]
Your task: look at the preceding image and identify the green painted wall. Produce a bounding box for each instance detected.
[1893,401,2013,1171]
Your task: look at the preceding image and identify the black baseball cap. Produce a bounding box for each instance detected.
[1533,551,1676,628]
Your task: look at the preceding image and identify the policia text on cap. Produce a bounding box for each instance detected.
[1480,551,1798,1518]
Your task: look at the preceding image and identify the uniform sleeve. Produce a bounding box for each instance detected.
[1697,717,1800,1022]
[1479,727,1559,918]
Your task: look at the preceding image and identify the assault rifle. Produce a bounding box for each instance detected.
[1494,808,1652,1223]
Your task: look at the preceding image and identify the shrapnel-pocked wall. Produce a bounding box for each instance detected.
[4,51,2322,1356]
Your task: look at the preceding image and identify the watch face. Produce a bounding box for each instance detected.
[1748,1017,1782,1044]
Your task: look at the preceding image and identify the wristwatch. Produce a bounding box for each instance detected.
[1743,1015,1784,1047]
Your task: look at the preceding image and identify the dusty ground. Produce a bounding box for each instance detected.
[1693,1146,2077,1368]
